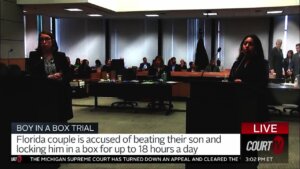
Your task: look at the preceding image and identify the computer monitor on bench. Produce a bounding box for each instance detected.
[111,59,125,75]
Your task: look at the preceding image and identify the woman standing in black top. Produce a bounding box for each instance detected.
[229,34,270,169]
[229,34,269,85]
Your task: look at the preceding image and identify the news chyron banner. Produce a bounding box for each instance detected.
[241,122,289,163]
[11,122,288,163]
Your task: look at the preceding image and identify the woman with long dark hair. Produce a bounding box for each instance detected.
[229,34,269,85]
[283,50,294,82]
[229,34,269,169]
[149,56,169,79]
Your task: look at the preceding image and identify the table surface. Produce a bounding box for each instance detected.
[268,83,300,105]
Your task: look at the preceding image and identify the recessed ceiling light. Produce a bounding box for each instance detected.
[87,14,102,17]
[23,10,27,13]
[64,8,83,12]
[267,10,283,14]
[203,12,218,16]
[145,14,159,17]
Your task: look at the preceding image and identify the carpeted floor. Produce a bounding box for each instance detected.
[59,97,299,169]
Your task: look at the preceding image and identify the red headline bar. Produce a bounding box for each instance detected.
[241,122,288,134]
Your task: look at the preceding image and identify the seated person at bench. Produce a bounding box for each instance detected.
[149,55,169,79]
[139,57,151,71]
[148,56,172,109]
[205,57,220,72]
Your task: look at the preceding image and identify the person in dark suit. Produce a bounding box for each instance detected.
[292,43,300,76]
[283,50,294,82]
[78,59,92,79]
[187,61,197,72]
[148,56,169,109]
[179,59,187,71]
[91,59,102,72]
[269,39,284,79]
[204,57,220,72]
[167,57,181,71]
[66,56,75,77]
[6,31,72,169]
[139,57,151,70]
[149,56,169,79]
[28,31,73,122]
[229,34,269,85]
[28,32,72,83]
[101,58,112,73]
[229,34,269,169]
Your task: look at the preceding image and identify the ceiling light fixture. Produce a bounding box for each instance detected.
[64,8,83,12]
[266,10,283,14]
[87,14,103,17]
[145,14,159,17]
[203,12,217,16]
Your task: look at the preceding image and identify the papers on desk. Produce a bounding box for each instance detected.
[141,81,178,84]
[280,83,299,88]
[282,83,296,87]
[166,81,177,84]
[70,81,79,87]
[70,80,85,87]
[141,81,154,84]
[98,79,112,83]
[130,80,139,83]
[269,82,298,89]
[97,79,141,84]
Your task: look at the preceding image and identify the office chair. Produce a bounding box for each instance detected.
[267,105,282,115]
[147,100,173,111]
[282,104,299,115]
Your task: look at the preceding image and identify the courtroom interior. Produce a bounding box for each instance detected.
[1,0,299,169]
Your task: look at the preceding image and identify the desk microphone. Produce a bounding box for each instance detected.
[7,49,13,65]
[234,53,246,75]
[201,69,205,77]
[215,47,222,58]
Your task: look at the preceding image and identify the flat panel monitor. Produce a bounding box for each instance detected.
[111,59,125,73]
